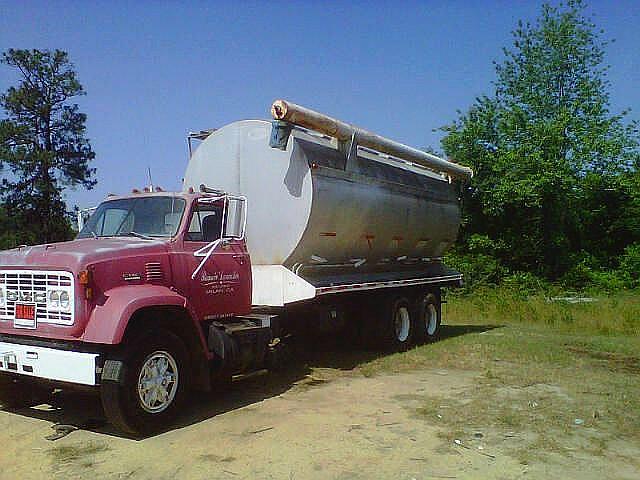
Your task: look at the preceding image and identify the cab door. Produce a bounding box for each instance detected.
[175,197,251,321]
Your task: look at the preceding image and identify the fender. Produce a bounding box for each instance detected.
[82,285,205,349]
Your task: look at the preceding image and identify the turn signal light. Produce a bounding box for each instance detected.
[78,270,92,285]
[78,270,93,300]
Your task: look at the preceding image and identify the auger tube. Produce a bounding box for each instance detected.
[271,99,473,181]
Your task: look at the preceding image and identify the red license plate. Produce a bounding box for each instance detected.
[15,303,36,321]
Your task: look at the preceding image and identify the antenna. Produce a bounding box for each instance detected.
[147,167,154,192]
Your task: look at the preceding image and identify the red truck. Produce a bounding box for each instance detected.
[0,101,472,434]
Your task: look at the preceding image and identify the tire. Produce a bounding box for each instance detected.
[412,292,441,344]
[0,375,51,409]
[377,295,414,352]
[100,330,190,435]
[210,365,233,392]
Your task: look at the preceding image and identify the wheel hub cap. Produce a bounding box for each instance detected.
[137,351,179,414]
[394,307,411,342]
[426,304,437,336]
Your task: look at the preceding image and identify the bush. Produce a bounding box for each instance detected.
[560,255,627,293]
[502,271,549,295]
[445,235,509,291]
[618,243,640,288]
[447,237,639,294]
[560,260,597,290]
[587,270,627,293]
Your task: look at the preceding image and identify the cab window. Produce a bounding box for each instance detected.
[185,202,224,242]
[77,196,186,238]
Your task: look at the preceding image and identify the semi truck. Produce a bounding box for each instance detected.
[0,101,472,434]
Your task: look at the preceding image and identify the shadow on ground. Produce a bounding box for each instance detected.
[0,323,500,440]
[439,324,502,340]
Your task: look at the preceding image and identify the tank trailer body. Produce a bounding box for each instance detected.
[0,101,471,434]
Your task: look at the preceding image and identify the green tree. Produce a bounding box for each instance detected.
[442,0,640,280]
[0,49,96,247]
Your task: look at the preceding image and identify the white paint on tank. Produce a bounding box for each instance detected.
[183,120,313,265]
[251,265,316,306]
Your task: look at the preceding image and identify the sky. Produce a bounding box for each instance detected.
[1,0,638,209]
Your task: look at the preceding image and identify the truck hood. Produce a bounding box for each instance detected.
[0,237,169,273]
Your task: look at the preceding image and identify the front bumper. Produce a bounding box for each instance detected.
[0,341,99,386]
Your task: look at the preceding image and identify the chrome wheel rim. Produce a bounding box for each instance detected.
[426,303,438,336]
[394,306,411,342]
[137,350,179,414]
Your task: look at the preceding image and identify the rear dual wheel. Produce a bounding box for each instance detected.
[356,291,441,351]
[371,295,414,351]
[412,292,441,344]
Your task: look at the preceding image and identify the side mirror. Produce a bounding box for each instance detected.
[223,196,247,239]
[77,207,96,231]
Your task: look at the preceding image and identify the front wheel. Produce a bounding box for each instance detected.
[100,330,189,435]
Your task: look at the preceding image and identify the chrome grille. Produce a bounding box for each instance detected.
[0,270,74,326]
[145,262,164,282]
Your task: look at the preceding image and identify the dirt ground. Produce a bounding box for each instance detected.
[0,339,638,480]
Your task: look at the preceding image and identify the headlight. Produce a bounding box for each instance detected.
[49,290,60,308]
[47,289,72,311]
[0,287,4,307]
[59,291,70,310]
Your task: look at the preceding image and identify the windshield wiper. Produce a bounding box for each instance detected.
[126,231,155,240]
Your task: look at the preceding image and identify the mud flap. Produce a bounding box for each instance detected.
[101,359,126,385]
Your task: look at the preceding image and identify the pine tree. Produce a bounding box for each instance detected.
[0,49,96,246]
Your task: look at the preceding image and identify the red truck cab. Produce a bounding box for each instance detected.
[0,190,256,433]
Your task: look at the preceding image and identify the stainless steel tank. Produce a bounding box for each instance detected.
[183,118,461,278]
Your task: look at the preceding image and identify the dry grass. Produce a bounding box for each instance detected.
[199,453,236,463]
[48,441,110,467]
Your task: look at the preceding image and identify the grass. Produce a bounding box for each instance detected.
[358,288,640,465]
[447,287,640,336]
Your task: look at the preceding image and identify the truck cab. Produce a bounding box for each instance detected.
[0,188,259,434]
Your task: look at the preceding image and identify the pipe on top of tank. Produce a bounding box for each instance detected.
[271,99,473,181]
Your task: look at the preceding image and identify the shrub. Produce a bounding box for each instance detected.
[502,271,549,295]
[618,243,640,288]
[445,234,510,291]
[445,251,508,291]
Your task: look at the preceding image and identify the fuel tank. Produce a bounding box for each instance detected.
[183,119,461,275]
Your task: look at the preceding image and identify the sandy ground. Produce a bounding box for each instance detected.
[0,350,638,480]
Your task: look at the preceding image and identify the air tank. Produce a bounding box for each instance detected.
[183,118,462,278]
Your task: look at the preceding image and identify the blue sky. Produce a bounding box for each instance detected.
[1,0,638,209]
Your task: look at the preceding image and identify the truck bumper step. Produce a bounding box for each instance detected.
[0,341,99,386]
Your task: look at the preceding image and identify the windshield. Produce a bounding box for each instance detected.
[77,196,186,239]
